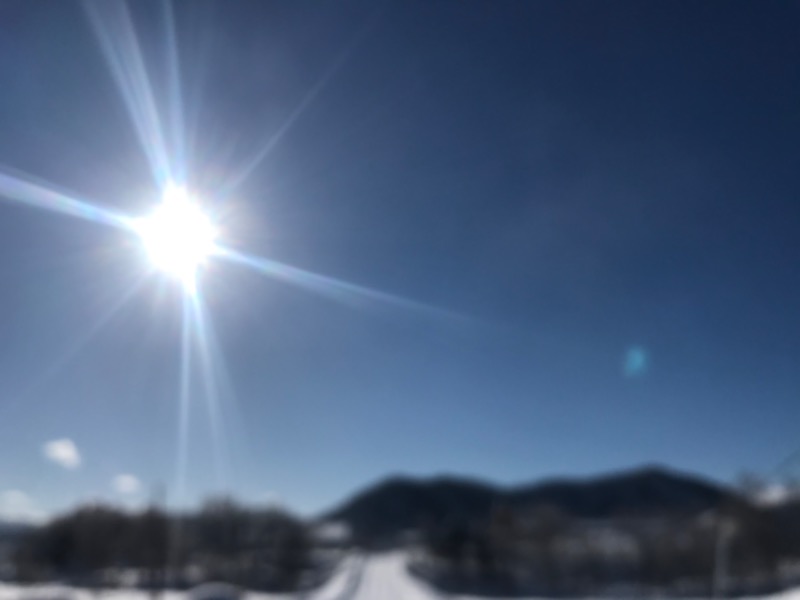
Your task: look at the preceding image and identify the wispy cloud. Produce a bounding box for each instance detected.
[112,474,142,495]
[42,438,81,469]
[0,490,45,524]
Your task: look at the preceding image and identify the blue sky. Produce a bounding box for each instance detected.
[0,0,799,519]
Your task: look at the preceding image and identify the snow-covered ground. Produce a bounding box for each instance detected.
[0,582,299,600]
[5,553,800,600]
[0,555,360,600]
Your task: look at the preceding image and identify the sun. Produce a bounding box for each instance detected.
[136,183,217,293]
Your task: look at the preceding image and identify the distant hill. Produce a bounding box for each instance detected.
[322,465,742,543]
[507,465,735,518]
[322,475,500,543]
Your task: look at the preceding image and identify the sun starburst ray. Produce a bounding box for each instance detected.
[174,293,194,506]
[0,167,131,229]
[188,292,229,490]
[220,25,372,196]
[0,273,147,420]
[189,302,252,488]
[216,246,463,321]
[83,0,173,184]
[162,0,187,184]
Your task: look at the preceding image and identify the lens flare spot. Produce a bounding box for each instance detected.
[624,345,648,378]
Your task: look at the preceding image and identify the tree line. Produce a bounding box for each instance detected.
[11,497,314,592]
[417,500,800,597]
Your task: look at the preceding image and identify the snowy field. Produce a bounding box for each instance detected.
[0,554,360,600]
[4,553,800,600]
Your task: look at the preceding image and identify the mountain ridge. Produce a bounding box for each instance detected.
[322,464,743,542]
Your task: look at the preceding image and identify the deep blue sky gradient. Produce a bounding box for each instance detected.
[0,1,799,516]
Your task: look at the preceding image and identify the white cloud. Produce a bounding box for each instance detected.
[757,483,791,505]
[42,438,81,469]
[0,490,45,524]
[112,474,142,495]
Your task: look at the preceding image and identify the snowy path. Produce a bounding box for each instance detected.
[334,553,440,600]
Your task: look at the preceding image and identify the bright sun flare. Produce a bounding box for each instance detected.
[136,183,217,292]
